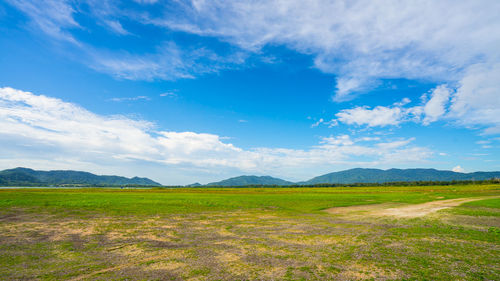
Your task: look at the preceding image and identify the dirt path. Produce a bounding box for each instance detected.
[325,196,500,218]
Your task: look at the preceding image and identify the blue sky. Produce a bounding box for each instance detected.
[0,0,499,185]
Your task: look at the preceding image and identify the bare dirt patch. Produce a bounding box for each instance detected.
[325,196,500,218]
[378,196,500,218]
[325,203,395,215]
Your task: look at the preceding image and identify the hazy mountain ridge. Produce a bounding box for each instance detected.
[0,167,161,186]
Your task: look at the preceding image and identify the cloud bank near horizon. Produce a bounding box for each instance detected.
[0,87,434,184]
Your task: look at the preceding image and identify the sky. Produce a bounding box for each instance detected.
[0,0,499,185]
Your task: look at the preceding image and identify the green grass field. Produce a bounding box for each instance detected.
[1,184,499,280]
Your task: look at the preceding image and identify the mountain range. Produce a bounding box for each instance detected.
[1,167,500,187]
[206,168,500,186]
[0,167,160,186]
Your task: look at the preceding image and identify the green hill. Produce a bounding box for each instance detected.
[0,167,161,186]
[207,175,293,186]
[301,168,500,184]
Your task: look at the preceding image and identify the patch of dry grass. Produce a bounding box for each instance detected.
[1,188,499,280]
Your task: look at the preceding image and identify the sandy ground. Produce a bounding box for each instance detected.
[325,196,500,218]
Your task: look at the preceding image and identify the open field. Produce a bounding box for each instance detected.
[1,184,499,280]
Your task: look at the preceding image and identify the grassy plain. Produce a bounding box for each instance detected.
[0,184,499,280]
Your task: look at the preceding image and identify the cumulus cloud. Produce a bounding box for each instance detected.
[332,97,427,127]
[0,87,434,184]
[0,87,241,166]
[336,105,405,127]
[331,75,499,134]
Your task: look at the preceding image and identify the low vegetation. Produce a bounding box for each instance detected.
[0,184,499,280]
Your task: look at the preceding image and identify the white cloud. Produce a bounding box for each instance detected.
[448,63,500,134]
[109,96,151,102]
[0,87,435,184]
[335,105,405,127]
[394,98,411,107]
[331,81,495,131]
[422,85,451,125]
[311,118,324,128]
[333,77,372,102]
[160,91,177,98]
[142,0,500,99]
[6,0,80,43]
[10,1,499,91]
[86,42,248,81]
[86,43,195,81]
[356,137,381,142]
[6,1,249,81]
[144,0,500,132]
[332,97,427,127]
[312,118,338,128]
[7,1,500,132]
[452,165,465,173]
[14,1,498,134]
[133,0,158,4]
[103,20,130,35]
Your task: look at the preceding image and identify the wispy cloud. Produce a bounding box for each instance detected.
[6,1,249,81]
[6,0,500,135]
[6,0,80,43]
[160,91,177,98]
[144,0,500,133]
[109,95,151,102]
[102,20,130,35]
[86,42,248,81]
[143,1,500,98]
